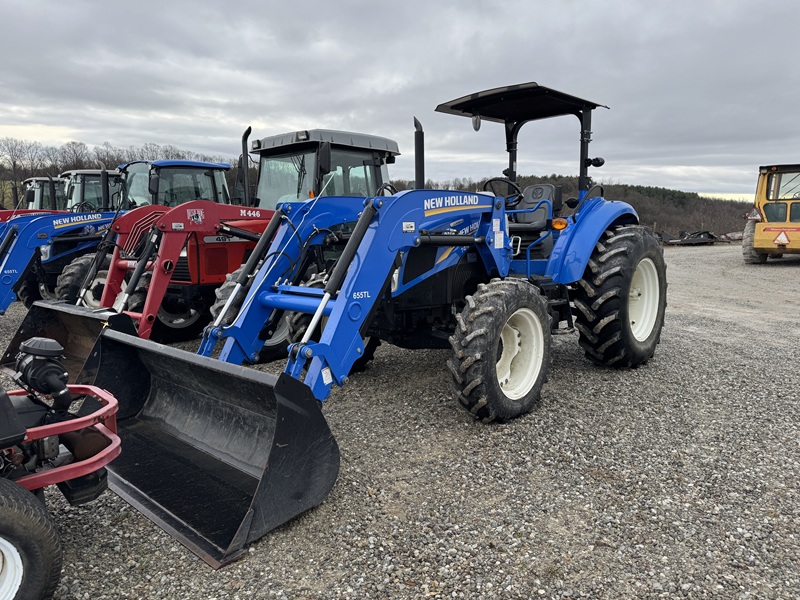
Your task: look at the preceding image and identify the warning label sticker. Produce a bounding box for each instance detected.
[773,231,791,245]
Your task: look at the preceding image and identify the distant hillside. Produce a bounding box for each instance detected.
[391,174,752,237]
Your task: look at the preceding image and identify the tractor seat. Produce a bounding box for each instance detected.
[508,184,554,233]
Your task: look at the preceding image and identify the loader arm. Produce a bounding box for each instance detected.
[103,201,271,339]
[204,190,512,401]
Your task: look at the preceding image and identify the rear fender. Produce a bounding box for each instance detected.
[544,198,639,284]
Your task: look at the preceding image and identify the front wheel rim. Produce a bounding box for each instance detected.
[82,272,109,310]
[629,257,660,342]
[0,536,24,600]
[496,307,545,400]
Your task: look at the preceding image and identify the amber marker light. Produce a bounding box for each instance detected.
[552,218,568,230]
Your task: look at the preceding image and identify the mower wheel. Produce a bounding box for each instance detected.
[574,225,667,367]
[211,265,290,363]
[128,273,209,343]
[448,278,550,423]
[742,220,767,264]
[0,479,62,600]
[55,253,112,308]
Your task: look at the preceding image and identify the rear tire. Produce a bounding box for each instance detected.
[742,220,767,264]
[55,253,112,308]
[573,225,667,367]
[128,272,209,343]
[0,479,62,600]
[211,265,290,363]
[448,278,550,423]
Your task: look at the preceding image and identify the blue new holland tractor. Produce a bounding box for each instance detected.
[24,83,667,567]
[197,82,667,421]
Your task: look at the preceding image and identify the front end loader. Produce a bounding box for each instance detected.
[0,129,400,567]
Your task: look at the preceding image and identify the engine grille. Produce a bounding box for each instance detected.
[171,256,191,282]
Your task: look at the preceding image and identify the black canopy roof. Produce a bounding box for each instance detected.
[435,82,607,125]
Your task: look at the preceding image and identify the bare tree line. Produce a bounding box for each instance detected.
[0,137,236,207]
[2,136,750,235]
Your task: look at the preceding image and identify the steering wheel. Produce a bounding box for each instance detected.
[376,183,398,196]
[483,177,523,207]
[71,201,96,213]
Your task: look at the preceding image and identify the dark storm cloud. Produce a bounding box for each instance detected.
[1,0,797,194]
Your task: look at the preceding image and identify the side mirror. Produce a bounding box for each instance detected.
[101,170,110,210]
[23,189,35,207]
[148,169,160,196]
[318,142,331,175]
[585,157,605,168]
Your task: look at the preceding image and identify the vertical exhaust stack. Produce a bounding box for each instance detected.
[241,126,252,207]
[414,117,425,190]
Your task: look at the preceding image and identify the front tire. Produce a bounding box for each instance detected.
[55,253,112,308]
[742,220,767,264]
[211,265,290,363]
[128,273,209,343]
[16,278,41,309]
[0,479,62,600]
[448,278,551,423]
[574,225,667,367]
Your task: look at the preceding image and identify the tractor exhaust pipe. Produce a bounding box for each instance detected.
[414,117,425,190]
[241,126,252,207]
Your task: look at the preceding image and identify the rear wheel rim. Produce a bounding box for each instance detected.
[0,536,23,600]
[496,307,545,400]
[629,257,660,341]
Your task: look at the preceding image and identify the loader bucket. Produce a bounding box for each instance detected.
[76,328,340,568]
[1,301,137,381]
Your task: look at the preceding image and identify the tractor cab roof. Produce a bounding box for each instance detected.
[60,169,120,178]
[435,82,607,125]
[252,129,400,158]
[118,159,230,171]
[759,164,800,172]
[23,176,62,185]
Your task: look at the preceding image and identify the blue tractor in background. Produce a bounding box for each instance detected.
[0,161,231,315]
[30,82,667,567]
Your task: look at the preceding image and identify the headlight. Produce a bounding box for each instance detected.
[391,268,399,292]
[39,244,51,261]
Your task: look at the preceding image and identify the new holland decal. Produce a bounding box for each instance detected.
[423,194,487,216]
[52,213,104,228]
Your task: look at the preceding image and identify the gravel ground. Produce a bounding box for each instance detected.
[2,243,799,599]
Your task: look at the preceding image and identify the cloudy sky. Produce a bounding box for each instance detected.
[1,0,796,198]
